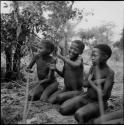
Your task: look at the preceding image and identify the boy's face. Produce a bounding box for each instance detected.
[91,48,107,65]
[39,44,50,56]
[69,42,80,59]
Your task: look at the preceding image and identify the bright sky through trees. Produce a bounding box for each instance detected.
[73,1,124,41]
[1,1,124,41]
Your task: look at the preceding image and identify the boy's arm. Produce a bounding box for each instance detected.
[55,66,64,77]
[92,70,114,97]
[42,58,57,83]
[48,57,64,77]
[83,66,93,87]
[102,70,114,98]
[88,75,106,92]
[39,69,54,85]
[27,55,37,69]
[83,74,90,87]
[57,54,82,68]
[88,74,99,90]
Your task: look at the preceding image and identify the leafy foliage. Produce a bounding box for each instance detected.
[113,28,123,50]
[1,13,16,50]
[91,22,115,45]
[1,1,93,80]
[41,1,83,44]
[79,22,116,48]
[1,1,90,53]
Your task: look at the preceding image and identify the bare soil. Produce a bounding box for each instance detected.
[1,60,123,124]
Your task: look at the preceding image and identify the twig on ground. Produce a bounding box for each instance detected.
[22,72,30,124]
[11,80,25,89]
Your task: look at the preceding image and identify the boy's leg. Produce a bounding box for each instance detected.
[28,81,44,101]
[40,82,58,101]
[57,90,82,104]
[59,94,88,115]
[94,110,123,124]
[74,102,99,124]
[31,84,44,101]
[100,118,123,124]
[48,89,65,104]
[48,86,67,104]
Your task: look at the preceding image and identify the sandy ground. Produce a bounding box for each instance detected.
[1,56,123,124]
[1,76,123,124]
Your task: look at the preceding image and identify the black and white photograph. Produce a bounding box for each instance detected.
[1,1,124,124]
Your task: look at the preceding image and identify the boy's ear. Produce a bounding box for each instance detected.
[104,54,109,59]
[79,49,83,55]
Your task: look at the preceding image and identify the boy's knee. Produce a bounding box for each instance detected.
[57,94,62,100]
[47,82,58,94]
[75,108,92,123]
[48,96,57,104]
[59,104,68,115]
[59,101,75,115]
[93,118,100,124]
[40,94,48,101]
[48,99,53,104]
[51,82,58,88]
[56,94,63,104]
[75,110,84,123]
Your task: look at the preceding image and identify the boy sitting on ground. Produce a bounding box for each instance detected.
[59,44,114,124]
[48,40,85,104]
[25,40,59,101]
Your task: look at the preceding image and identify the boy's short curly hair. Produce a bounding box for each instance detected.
[94,44,112,59]
[42,40,55,53]
[73,40,85,54]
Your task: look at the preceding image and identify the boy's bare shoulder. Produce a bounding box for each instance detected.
[49,55,56,63]
[34,54,41,60]
[78,55,83,61]
[107,66,114,76]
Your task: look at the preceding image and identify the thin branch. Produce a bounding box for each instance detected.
[95,66,105,123]
[22,72,30,124]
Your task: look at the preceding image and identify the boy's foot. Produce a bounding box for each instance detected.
[28,95,33,101]
[28,95,41,101]
[40,98,49,103]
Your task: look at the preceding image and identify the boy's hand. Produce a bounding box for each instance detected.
[25,67,33,73]
[95,79,106,86]
[49,64,56,70]
[57,47,62,58]
[88,74,93,83]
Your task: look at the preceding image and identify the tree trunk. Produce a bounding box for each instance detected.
[12,39,23,80]
[64,32,68,56]
[5,45,13,81]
